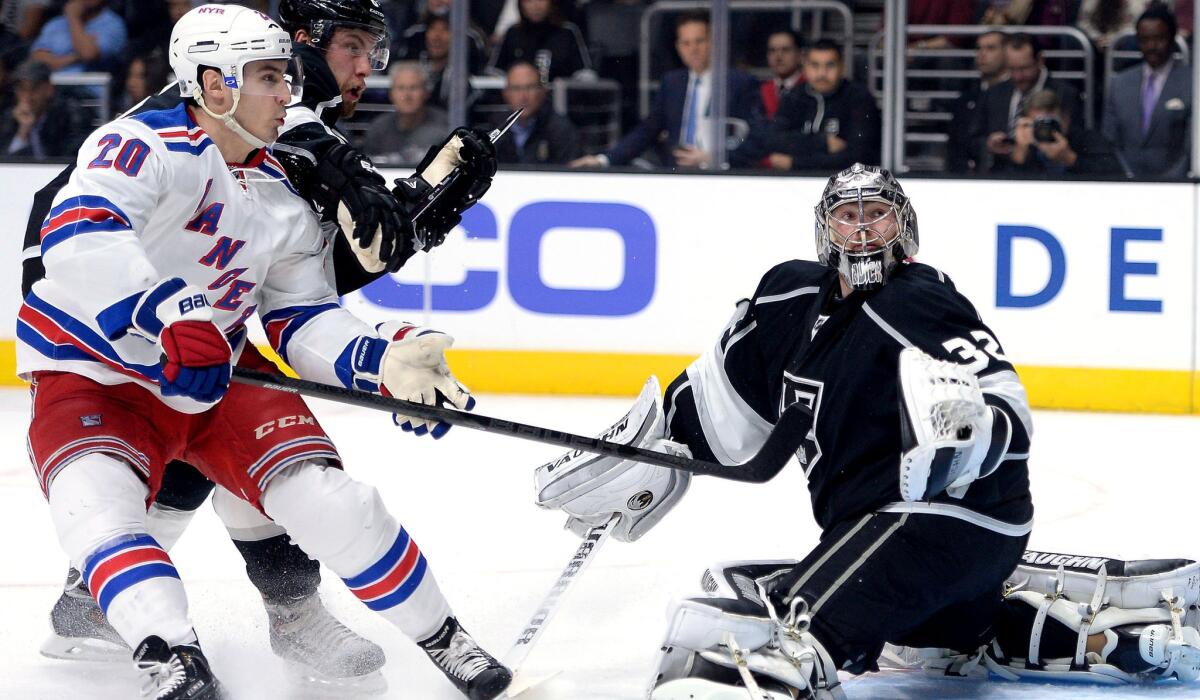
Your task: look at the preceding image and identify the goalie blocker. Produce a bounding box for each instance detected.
[533,377,691,542]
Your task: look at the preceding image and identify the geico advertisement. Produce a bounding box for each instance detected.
[0,165,1194,373]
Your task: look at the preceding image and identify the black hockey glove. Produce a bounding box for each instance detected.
[315,141,415,267]
[394,127,498,252]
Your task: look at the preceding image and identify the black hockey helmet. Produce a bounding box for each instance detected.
[278,0,388,47]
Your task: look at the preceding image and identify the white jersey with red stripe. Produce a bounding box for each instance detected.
[16,103,379,413]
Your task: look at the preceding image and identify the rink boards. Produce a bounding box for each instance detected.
[0,165,1196,413]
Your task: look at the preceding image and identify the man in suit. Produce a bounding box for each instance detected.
[569,11,763,170]
[947,30,1008,173]
[493,60,582,165]
[975,32,1083,173]
[761,29,803,119]
[1102,3,1191,178]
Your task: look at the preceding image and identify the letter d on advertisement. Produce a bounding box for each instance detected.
[995,224,1066,308]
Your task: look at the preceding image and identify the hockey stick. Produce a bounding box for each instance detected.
[501,514,620,697]
[231,368,805,484]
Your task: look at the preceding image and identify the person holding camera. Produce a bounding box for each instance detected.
[1002,89,1127,177]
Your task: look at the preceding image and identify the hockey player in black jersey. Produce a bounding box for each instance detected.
[534,164,1200,697]
[26,0,499,694]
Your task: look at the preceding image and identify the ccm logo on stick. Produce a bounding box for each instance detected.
[360,201,657,317]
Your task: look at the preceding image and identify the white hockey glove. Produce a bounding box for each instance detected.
[898,347,1011,502]
[377,321,474,439]
[534,377,692,542]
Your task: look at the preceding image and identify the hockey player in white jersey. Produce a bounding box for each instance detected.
[19,6,510,699]
[28,1,500,693]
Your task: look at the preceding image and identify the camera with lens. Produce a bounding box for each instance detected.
[1032,115,1063,143]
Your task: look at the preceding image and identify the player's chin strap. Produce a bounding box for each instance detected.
[192,87,270,150]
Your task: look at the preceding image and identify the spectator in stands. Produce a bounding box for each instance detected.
[568,12,762,170]
[491,0,591,80]
[0,49,14,116]
[761,29,802,120]
[0,58,89,158]
[1103,3,1191,177]
[167,0,192,24]
[493,60,581,164]
[361,62,449,166]
[905,0,975,49]
[1002,89,1127,176]
[398,0,488,74]
[420,14,452,107]
[754,38,880,172]
[1,0,52,42]
[118,50,169,113]
[976,33,1083,173]
[1077,0,1149,50]
[981,0,1069,26]
[29,0,127,75]
[948,30,1008,173]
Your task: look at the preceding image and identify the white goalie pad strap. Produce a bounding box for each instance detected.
[1008,550,1200,610]
[533,376,692,542]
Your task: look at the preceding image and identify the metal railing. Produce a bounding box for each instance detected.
[49,72,111,126]
[352,74,622,156]
[869,24,1096,172]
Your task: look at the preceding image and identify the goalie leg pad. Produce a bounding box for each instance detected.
[986,549,1200,684]
[648,595,844,699]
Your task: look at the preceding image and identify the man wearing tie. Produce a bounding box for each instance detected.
[975,33,1083,173]
[1103,4,1192,178]
[761,29,804,119]
[569,11,762,170]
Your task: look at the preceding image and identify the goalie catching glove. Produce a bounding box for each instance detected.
[341,321,474,439]
[533,377,691,542]
[897,347,1011,501]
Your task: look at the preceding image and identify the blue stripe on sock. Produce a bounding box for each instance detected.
[96,562,181,613]
[341,528,410,590]
[362,554,428,611]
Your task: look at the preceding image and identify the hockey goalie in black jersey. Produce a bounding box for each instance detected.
[534,164,1200,698]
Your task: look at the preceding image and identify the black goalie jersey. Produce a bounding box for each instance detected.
[664,259,1034,536]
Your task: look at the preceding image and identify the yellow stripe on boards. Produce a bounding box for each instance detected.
[0,341,1194,414]
[1011,365,1193,414]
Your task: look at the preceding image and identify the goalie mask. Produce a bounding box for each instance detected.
[814,163,918,292]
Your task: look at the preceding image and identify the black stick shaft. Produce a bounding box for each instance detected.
[231,368,802,483]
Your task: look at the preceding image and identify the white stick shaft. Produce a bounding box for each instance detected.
[503,515,620,674]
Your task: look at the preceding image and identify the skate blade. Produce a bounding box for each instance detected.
[285,662,388,698]
[39,633,128,662]
[503,669,562,698]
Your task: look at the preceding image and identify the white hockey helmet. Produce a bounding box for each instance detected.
[169,4,303,147]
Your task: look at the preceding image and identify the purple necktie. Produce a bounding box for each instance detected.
[1142,73,1158,134]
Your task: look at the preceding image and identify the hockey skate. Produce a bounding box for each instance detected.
[419,617,512,700]
[266,593,388,696]
[40,567,129,662]
[134,635,223,700]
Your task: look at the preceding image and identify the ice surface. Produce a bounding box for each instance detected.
[1,389,1197,699]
